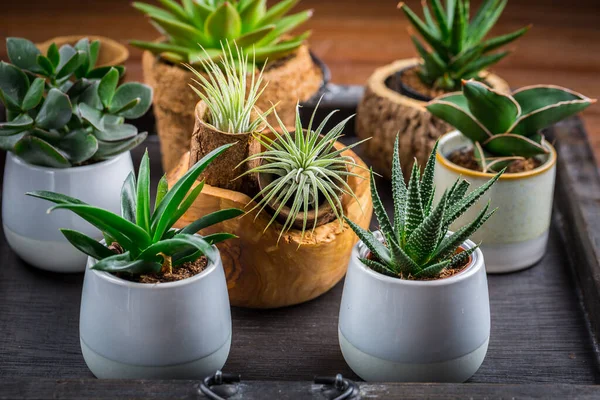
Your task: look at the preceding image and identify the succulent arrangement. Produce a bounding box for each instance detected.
[345,137,502,279]
[27,144,243,275]
[0,37,152,168]
[399,0,529,91]
[427,80,595,172]
[131,0,312,67]
[241,104,367,240]
[187,43,271,133]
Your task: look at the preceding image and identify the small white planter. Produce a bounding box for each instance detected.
[338,233,490,382]
[434,131,557,273]
[2,152,133,273]
[80,249,232,379]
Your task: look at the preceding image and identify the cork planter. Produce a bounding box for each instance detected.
[166,145,372,309]
[356,58,510,179]
[142,43,324,172]
[37,35,129,67]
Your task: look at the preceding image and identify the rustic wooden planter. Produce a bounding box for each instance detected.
[142,43,323,172]
[36,35,129,67]
[355,58,510,179]
[166,145,372,309]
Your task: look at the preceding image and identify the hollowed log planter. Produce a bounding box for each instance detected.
[167,146,372,309]
[143,43,324,172]
[356,58,510,179]
[37,35,129,67]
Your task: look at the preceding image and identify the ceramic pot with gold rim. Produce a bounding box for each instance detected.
[434,131,557,273]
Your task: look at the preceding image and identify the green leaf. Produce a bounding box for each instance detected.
[462,79,520,134]
[87,65,126,80]
[60,229,115,260]
[136,150,152,232]
[256,10,312,46]
[483,134,548,157]
[457,51,509,79]
[413,260,451,278]
[236,25,275,48]
[14,136,70,168]
[0,132,26,151]
[468,0,507,45]
[391,135,407,238]
[430,0,449,39]
[240,0,267,29]
[109,82,153,119]
[0,114,34,135]
[151,15,210,47]
[91,252,161,274]
[404,163,423,241]
[420,141,438,215]
[78,81,102,109]
[78,102,104,131]
[344,217,391,265]
[449,244,478,269]
[386,233,419,275]
[21,78,45,111]
[56,50,84,80]
[58,129,99,164]
[46,43,60,67]
[98,67,119,108]
[121,171,137,223]
[35,88,72,130]
[450,0,465,54]
[94,132,147,159]
[0,61,30,109]
[133,1,180,22]
[129,40,191,57]
[482,25,530,53]
[426,94,491,142]
[405,192,446,264]
[154,175,169,212]
[7,37,42,73]
[180,208,244,235]
[36,55,55,76]
[359,257,397,277]
[369,169,394,240]
[202,232,237,245]
[259,0,300,26]
[157,0,190,21]
[205,1,242,42]
[26,190,87,206]
[512,85,591,115]
[95,122,138,142]
[399,3,447,57]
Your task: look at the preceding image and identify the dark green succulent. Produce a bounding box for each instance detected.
[345,137,502,279]
[0,37,152,168]
[131,0,312,67]
[399,0,529,91]
[27,144,243,275]
[427,80,596,172]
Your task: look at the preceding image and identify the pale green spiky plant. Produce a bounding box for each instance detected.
[185,42,271,133]
[345,137,502,280]
[240,103,368,241]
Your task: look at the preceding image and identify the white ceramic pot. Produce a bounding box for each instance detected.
[434,131,557,273]
[80,249,232,379]
[338,233,490,382]
[2,152,133,273]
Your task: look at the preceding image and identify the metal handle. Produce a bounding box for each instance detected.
[199,370,241,400]
[314,374,360,400]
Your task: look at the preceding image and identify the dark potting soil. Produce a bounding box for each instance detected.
[386,66,451,101]
[448,147,542,173]
[115,256,208,284]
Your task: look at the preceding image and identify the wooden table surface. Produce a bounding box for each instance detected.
[1,0,599,161]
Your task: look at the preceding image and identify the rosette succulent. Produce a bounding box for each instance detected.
[131,0,312,67]
[427,80,596,172]
[0,37,152,168]
[399,0,529,91]
[27,144,243,275]
[345,137,502,279]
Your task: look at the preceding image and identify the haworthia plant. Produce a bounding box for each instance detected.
[399,0,529,91]
[427,80,596,172]
[0,37,152,168]
[27,144,243,275]
[131,0,312,67]
[345,136,502,280]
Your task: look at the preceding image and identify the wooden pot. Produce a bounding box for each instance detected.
[142,43,323,172]
[37,35,129,67]
[166,143,373,309]
[356,58,510,179]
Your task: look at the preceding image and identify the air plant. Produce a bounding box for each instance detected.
[27,144,243,275]
[345,136,502,279]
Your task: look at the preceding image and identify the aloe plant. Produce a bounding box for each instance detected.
[0,37,152,168]
[427,80,596,172]
[131,0,312,67]
[345,137,502,279]
[241,103,368,241]
[27,144,243,275]
[399,0,529,91]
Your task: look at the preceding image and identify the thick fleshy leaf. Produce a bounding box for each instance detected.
[60,229,115,260]
[136,151,152,232]
[256,10,312,46]
[180,208,244,235]
[78,81,102,109]
[259,0,299,26]
[0,114,34,135]
[46,43,60,67]
[360,257,397,277]
[386,233,419,275]
[420,141,438,215]
[56,50,84,80]
[98,67,119,108]
[74,38,91,78]
[0,61,30,109]
[22,78,45,111]
[14,136,70,168]
[202,232,237,245]
[35,88,72,130]
[94,132,147,159]
[236,25,275,47]
[36,55,55,76]
[154,175,169,212]
[344,217,391,265]
[95,122,138,142]
[86,65,126,80]
[121,171,137,223]
[482,25,530,53]
[462,80,520,134]
[109,83,153,119]
[405,192,446,264]
[129,40,190,56]
[7,38,42,73]
[58,130,99,164]
[427,94,491,143]
[449,245,479,269]
[398,3,447,57]
[369,169,394,240]
[240,0,267,29]
[391,135,407,239]
[78,102,104,131]
[413,260,451,278]
[512,85,592,114]
[0,131,26,150]
[483,134,548,157]
[91,252,161,274]
[404,163,423,240]
[205,2,242,42]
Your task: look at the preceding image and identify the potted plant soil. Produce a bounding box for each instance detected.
[0,37,152,273]
[427,80,595,273]
[28,145,241,379]
[356,0,528,178]
[37,35,129,69]
[339,139,502,382]
[131,0,324,172]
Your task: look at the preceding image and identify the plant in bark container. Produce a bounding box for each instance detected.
[28,144,241,379]
[427,80,595,273]
[339,138,501,382]
[132,0,324,172]
[0,37,152,273]
[356,0,527,178]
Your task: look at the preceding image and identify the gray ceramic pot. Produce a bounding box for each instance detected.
[338,232,490,382]
[2,152,133,273]
[80,248,232,379]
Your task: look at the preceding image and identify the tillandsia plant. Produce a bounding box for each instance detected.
[240,103,368,241]
[0,37,152,168]
[131,0,312,67]
[398,0,529,91]
[26,144,243,275]
[427,80,596,172]
[186,42,271,133]
[345,137,502,280]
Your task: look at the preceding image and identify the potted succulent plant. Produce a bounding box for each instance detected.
[131,0,324,172]
[339,138,502,382]
[356,0,527,178]
[427,80,595,273]
[0,37,152,273]
[37,35,129,70]
[27,144,241,379]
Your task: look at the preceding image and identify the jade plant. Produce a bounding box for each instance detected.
[131,0,312,67]
[0,37,152,168]
[241,103,367,240]
[399,0,529,91]
[27,144,243,275]
[345,137,502,279]
[427,80,596,172]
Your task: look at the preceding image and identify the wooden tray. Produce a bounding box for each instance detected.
[1,85,600,399]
